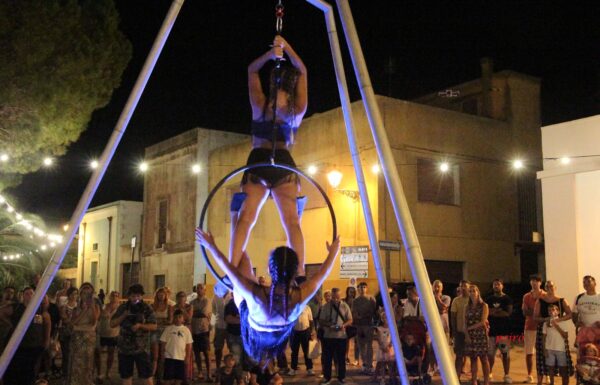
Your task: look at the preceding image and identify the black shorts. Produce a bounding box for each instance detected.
[100,337,118,347]
[241,148,298,188]
[118,352,152,379]
[163,358,186,381]
[193,332,210,353]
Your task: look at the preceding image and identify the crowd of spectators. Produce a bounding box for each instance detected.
[0,274,598,385]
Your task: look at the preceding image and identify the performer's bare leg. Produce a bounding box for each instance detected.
[271,181,304,276]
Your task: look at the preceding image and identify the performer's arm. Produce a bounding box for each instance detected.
[195,229,256,301]
[248,47,277,119]
[299,236,340,303]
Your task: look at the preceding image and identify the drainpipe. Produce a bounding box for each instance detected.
[81,222,87,285]
[107,216,113,291]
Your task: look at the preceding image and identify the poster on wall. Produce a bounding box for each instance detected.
[340,246,369,278]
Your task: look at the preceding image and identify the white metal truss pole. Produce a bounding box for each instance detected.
[304,1,409,383]
[335,1,460,385]
[0,0,186,377]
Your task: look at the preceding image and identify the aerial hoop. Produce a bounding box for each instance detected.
[198,162,337,289]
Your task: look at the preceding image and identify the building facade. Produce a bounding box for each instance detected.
[77,200,143,293]
[139,128,246,295]
[142,66,541,294]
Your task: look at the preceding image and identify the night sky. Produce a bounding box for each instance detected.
[7,1,599,229]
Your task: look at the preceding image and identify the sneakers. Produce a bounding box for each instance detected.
[321,380,332,385]
[288,369,296,376]
[352,360,359,366]
[504,375,513,384]
[307,369,315,376]
[525,375,534,383]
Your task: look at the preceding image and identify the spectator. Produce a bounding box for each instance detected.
[111,283,157,385]
[191,283,212,381]
[485,278,514,384]
[323,290,332,304]
[353,282,377,374]
[151,288,172,380]
[403,286,423,321]
[96,290,121,383]
[66,282,100,385]
[402,333,422,378]
[343,286,358,366]
[432,280,451,340]
[289,305,314,376]
[160,308,194,385]
[1,286,16,305]
[451,280,471,379]
[98,289,106,306]
[465,284,490,385]
[164,286,177,306]
[319,287,352,384]
[542,304,571,385]
[56,280,71,306]
[431,280,451,375]
[389,291,403,328]
[171,290,193,383]
[522,274,545,383]
[217,354,243,385]
[533,281,572,385]
[224,298,245,374]
[308,291,322,323]
[59,286,79,378]
[373,309,395,385]
[4,287,51,385]
[212,284,231,371]
[572,275,600,328]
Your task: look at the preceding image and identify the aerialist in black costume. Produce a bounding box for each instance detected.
[229,35,308,283]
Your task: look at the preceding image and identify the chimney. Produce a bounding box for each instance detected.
[480,57,494,117]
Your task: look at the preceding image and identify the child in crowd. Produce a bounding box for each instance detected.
[402,333,423,376]
[374,311,396,385]
[542,304,571,385]
[577,343,600,384]
[217,354,243,385]
[160,309,194,385]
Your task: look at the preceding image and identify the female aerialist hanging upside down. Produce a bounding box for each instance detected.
[229,35,308,281]
[195,228,339,366]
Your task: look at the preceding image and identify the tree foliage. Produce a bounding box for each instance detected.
[0,0,131,189]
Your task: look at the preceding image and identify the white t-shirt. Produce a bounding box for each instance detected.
[542,320,569,352]
[160,325,193,360]
[294,306,313,331]
[573,293,600,327]
[402,299,422,318]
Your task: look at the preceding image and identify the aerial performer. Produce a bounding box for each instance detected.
[195,229,340,366]
[228,33,309,283]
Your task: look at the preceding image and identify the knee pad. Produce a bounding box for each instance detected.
[297,196,308,218]
[230,192,248,212]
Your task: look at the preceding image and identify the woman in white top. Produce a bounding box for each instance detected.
[95,290,121,382]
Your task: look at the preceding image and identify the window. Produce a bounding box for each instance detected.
[92,243,98,252]
[154,275,165,292]
[157,199,168,248]
[417,158,460,205]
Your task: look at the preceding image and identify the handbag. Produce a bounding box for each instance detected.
[308,338,322,359]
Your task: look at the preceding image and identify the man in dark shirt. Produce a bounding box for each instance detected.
[485,278,514,384]
[225,300,245,372]
[111,283,157,385]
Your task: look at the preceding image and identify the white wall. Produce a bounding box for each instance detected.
[538,115,600,325]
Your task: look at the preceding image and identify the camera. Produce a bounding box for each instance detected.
[332,325,342,331]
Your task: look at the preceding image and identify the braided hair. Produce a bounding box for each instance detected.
[268,65,300,128]
[268,246,298,320]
